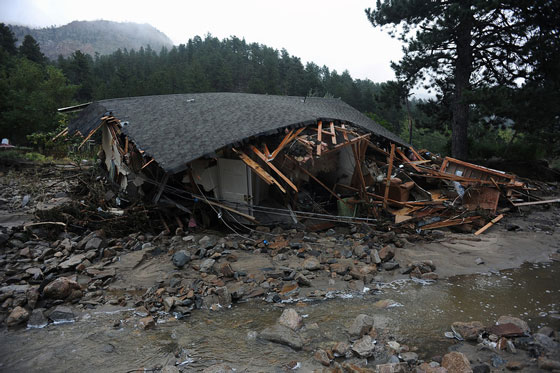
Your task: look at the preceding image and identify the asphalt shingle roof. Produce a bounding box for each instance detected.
[69,92,406,173]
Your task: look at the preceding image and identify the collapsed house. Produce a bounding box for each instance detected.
[59,92,546,233]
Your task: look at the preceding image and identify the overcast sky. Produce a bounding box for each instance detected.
[0,0,404,83]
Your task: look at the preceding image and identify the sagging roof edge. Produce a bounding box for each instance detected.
[65,99,410,175]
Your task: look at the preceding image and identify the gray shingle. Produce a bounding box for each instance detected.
[69,92,406,172]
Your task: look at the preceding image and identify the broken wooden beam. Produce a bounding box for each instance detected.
[329,122,337,145]
[474,214,504,235]
[317,121,323,156]
[383,143,396,208]
[250,145,298,192]
[233,148,287,193]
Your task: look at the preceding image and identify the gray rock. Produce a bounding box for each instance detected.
[295,272,311,286]
[216,286,231,307]
[303,257,321,271]
[278,308,303,331]
[382,261,400,271]
[497,315,530,333]
[348,314,374,338]
[199,258,216,273]
[27,308,48,328]
[172,250,191,268]
[43,277,81,300]
[6,306,29,326]
[352,335,375,358]
[389,355,400,364]
[199,235,218,250]
[84,237,105,251]
[534,333,560,354]
[400,352,418,364]
[260,324,303,350]
[59,254,85,270]
[48,306,75,323]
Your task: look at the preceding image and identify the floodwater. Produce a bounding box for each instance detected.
[0,261,558,372]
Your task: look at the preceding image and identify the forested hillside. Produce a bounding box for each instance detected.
[9,20,173,60]
[57,34,409,134]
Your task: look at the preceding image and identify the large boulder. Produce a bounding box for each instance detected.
[352,335,375,358]
[43,277,82,300]
[6,306,29,326]
[259,324,303,350]
[442,352,473,373]
[452,321,484,341]
[278,308,303,331]
[348,314,374,338]
[496,316,530,333]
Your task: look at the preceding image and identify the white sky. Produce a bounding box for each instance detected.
[0,0,404,83]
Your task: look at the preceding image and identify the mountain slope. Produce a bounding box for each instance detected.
[9,20,174,59]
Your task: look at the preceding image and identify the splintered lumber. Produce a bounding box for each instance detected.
[250,145,298,192]
[383,143,396,208]
[322,133,371,155]
[395,147,422,172]
[52,127,68,141]
[141,158,155,170]
[317,121,323,156]
[286,155,342,201]
[366,141,390,157]
[329,122,337,145]
[409,146,425,161]
[474,214,504,235]
[268,127,305,160]
[192,194,258,223]
[233,148,286,193]
[340,124,350,142]
[422,216,481,230]
[78,120,105,149]
[511,198,560,207]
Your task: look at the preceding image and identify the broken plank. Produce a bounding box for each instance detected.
[269,129,294,160]
[383,144,396,208]
[422,216,481,230]
[250,145,298,192]
[78,120,104,149]
[322,133,371,155]
[511,198,560,207]
[233,148,286,193]
[141,158,155,170]
[329,122,337,145]
[408,146,425,161]
[317,121,323,156]
[395,147,422,172]
[474,214,504,235]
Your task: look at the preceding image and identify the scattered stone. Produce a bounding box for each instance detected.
[475,257,484,265]
[43,277,82,300]
[303,257,321,271]
[506,361,524,370]
[138,316,155,330]
[172,250,190,268]
[487,323,524,337]
[278,308,303,331]
[352,335,375,358]
[49,306,75,323]
[371,249,382,264]
[215,286,231,307]
[59,254,86,270]
[198,235,218,250]
[379,245,395,261]
[538,357,560,371]
[472,364,490,373]
[400,351,418,364]
[314,349,331,367]
[496,315,530,333]
[84,236,105,251]
[375,362,408,373]
[421,272,438,280]
[452,321,484,341]
[259,324,303,350]
[442,352,472,373]
[491,355,506,367]
[199,258,216,273]
[27,308,48,328]
[6,306,29,326]
[219,262,235,277]
[348,314,374,338]
[295,272,311,287]
[333,341,351,357]
[383,261,400,271]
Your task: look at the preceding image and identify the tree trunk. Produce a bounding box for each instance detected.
[452,11,473,160]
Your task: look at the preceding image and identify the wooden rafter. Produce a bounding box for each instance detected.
[233,148,286,193]
[322,133,371,155]
[250,145,298,192]
[78,120,105,149]
[383,143,396,208]
[395,147,421,172]
[285,155,342,201]
[329,122,337,145]
[317,121,323,156]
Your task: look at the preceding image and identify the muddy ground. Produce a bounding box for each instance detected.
[0,164,559,372]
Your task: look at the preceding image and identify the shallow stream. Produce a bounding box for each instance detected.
[0,261,558,372]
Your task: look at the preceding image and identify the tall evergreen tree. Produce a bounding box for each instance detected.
[366,0,556,159]
[18,34,46,64]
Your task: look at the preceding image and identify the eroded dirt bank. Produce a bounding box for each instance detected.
[1,164,559,372]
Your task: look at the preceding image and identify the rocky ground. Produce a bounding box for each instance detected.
[1,163,559,372]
